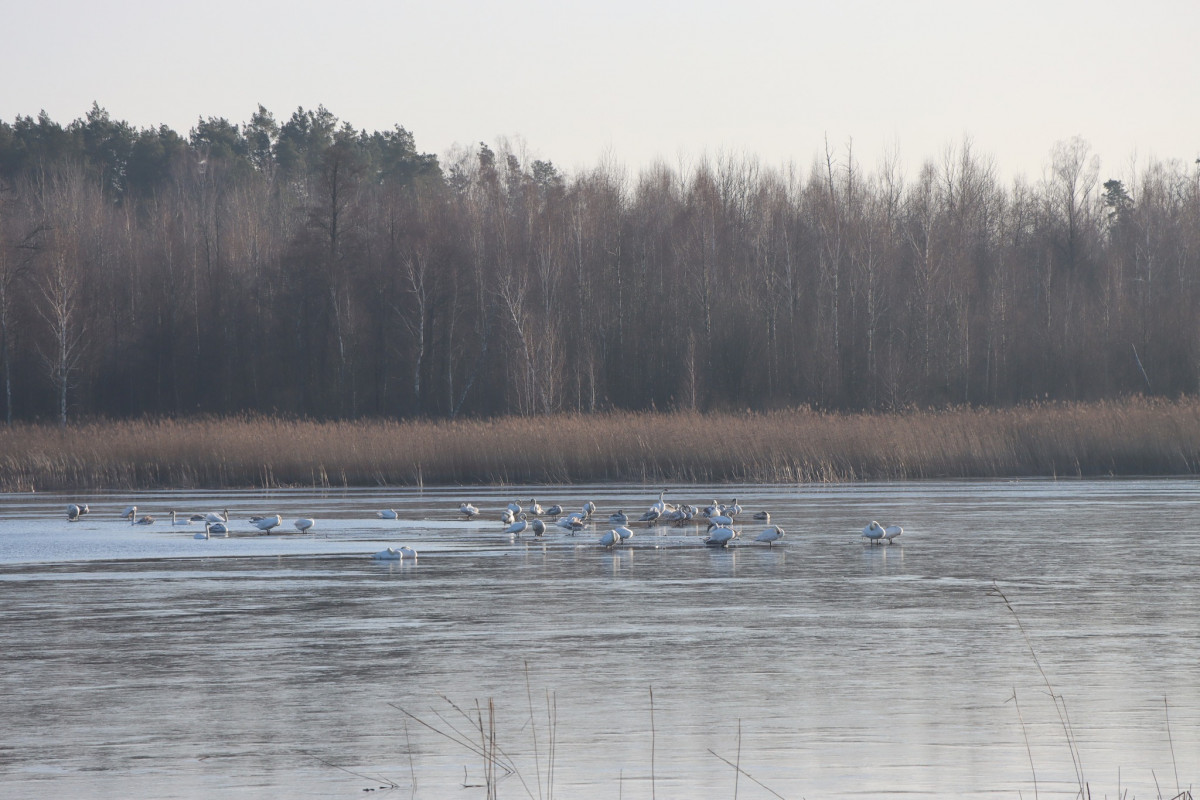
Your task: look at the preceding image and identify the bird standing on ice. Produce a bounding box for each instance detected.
[755,526,785,546]
[294,518,315,533]
[862,521,885,544]
[460,502,480,520]
[883,525,903,544]
[704,527,739,547]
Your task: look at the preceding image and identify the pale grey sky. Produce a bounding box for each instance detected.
[4,0,1198,183]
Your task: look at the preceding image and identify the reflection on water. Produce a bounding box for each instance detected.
[1,481,1198,798]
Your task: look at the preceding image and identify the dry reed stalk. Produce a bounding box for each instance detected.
[4,398,1200,490]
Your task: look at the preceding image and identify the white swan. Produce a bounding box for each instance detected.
[531,519,547,536]
[377,509,399,520]
[194,527,210,540]
[706,514,734,529]
[373,547,403,560]
[704,526,740,547]
[755,525,785,546]
[460,502,480,519]
[615,525,634,542]
[638,507,661,526]
[651,491,667,515]
[504,514,529,536]
[67,503,89,521]
[207,521,229,535]
[397,545,418,559]
[883,525,903,544]
[608,510,628,525]
[752,511,771,522]
[556,516,584,533]
[205,509,229,524]
[544,504,563,517]
[252,514,282,532]
[121,505,137,520]
[526,499,544,516]
[728,498,742,517]
[170,511,192,526]
[500,508,516,524]
[583,501,596,518]
[294,518,315,533]
[862,521,885,545]
[599,529,619,548]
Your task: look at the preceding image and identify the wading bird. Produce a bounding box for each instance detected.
[252,514,282,533]
[704,527,739,548]
[755,526,785,546]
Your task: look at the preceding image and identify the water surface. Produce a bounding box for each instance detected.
[2,481,1198,798]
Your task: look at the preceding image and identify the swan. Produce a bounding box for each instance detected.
[862,521,885,545]
[599,529,619,547]
[397,545,418,559]
[504,513,529,536]
[526,499,544,516]
[755,525,785,546]
[460,502,480,520]
[132,514,155,525]
[728,498,742,517]
[638,507,661,526]
[704,526,740,547]
[883,525,903,544]
[651,491,667,515]
[544,504,563,517]
[205,509,229,524]
[194,526,209,540]
[67,503,88,521]
[531,519,547,536]
[507,500,523,514]
[556,516,585,533]
[608,510,628,525]
[121,505,137,520]
[170,511,192,526]
[583,501,596,518]
[752,511,771,522]
[294,518,315,533]
[373,547,403,560]
[706,514,734,529]
[252,514,282,532]
[378,509,399,520]
[207,521,229,536]
[615,525,634,542]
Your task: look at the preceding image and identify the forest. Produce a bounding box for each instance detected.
[1,103,1199,425]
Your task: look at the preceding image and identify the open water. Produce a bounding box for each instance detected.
[1,480,1198,799]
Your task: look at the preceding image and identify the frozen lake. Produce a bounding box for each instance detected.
[1,480,1198,798]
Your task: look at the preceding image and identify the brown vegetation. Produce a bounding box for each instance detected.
[3,397,1199,491]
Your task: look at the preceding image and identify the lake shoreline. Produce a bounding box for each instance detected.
[3,397,1200,492]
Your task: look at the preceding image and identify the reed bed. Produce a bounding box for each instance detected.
[3,397,1200,491]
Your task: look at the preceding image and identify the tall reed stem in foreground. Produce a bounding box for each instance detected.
[991,582,1085,795]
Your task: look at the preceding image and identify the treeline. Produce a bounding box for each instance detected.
[2,103,1199,424]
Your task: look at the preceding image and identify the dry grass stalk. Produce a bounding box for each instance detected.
[4,397,1200,490]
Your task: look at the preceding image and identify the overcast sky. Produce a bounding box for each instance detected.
[4,0,1198,184]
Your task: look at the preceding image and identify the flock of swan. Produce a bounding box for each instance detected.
[463,490,903,549]
[64,492,904,556]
